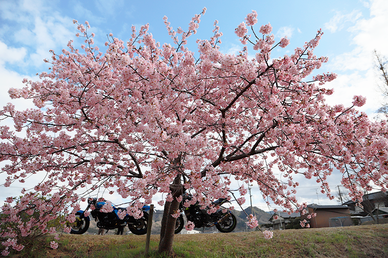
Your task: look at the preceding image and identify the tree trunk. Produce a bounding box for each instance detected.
[158,176,183,255]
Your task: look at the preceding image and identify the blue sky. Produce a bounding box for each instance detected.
[1,0,388,211]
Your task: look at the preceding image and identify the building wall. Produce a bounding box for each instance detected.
[308,208,351,228]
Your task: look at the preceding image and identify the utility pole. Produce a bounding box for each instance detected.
[337,185,343,204]
[249,184,253,213]
[316,189,320,204]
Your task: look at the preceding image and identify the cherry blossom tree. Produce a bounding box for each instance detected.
[1,9,388,256]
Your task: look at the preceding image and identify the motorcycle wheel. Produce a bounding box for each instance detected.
[215,212,237,233]
[128,212,148,235]
[174,214,184,234]
[70,212,90,234]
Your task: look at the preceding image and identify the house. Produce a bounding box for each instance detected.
[342,191,388,224]
[342,191,388,216]
[269,211,300,230]
[306,204,352,228]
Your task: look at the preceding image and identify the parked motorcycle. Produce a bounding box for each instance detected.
[70,198,150,235]
[174,194,237,234]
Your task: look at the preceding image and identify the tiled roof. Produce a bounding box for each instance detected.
[307,204,349,209]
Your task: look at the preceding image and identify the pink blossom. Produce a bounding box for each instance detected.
[235,22,247,37]
[245,10,258,26]
[259,23,272,34]
[50,241,58,250]
[13,244,24,251]
[166,194,174,202]
[237,197,246,205]
[246,214,258,229]
[239,185,248,195]
[2,238,17,247]
[300,219,308,228]
[279,37,290,48]
[254,39,266,51]
[100,202,114,213]
[185,221,195,231]
[1,248,9,256]
[176,195,183,202]
[263,230,273,239]
[117,209,127,220]
[352,95,366,107]
[171,210,180,218]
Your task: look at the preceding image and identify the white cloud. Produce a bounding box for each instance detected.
[96,0,124,16]
[360,0,371,8]
[0,0,54,23]
[0,0,76,107]
[0,41,34,111]
[276,26,294,39]
[73,2,105,25]
[0,41,27,65]
[225,43,242,55]
[1,1,75,69]
[0,0,75,126]
[0,1,23,21]
[325,0,388,115]
[324,10,362,33]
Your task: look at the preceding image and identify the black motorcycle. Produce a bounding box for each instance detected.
[70,198,149,235]
[174,194,237,234]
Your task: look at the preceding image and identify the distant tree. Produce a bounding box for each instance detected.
[375,50,388,114]
[336,185,350,204]
[2,9,388,256]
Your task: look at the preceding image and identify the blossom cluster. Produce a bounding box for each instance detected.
[246,214,258,229]
[245,10,258,26]
[100,202,114,213]
[352,95,367,107]
[50,241,59,250]
[263,230,273,240]
[185,221,195,231]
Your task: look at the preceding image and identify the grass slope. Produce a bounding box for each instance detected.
[9,224,388,258]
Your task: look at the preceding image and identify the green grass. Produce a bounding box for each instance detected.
[4,224,388,257]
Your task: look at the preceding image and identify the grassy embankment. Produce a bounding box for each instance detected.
[8,223,388,257]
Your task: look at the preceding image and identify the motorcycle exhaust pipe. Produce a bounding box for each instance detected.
[216,212,231,224]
